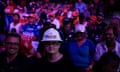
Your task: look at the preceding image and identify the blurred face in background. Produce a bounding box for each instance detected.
[97,16,104,22]
[78,0,82,3]
[44,0,49,2]
[110,18,120,26]
[63,23,72,32]
[31,7,36,13]
[7,0,13,5]
[76,32,86,41]
[88,19,96,26]
[88,15,97,26]
[28,17,35,24]
[105,28,116,42]
[13,14,20,23]
[109,0,115,5]
[49,16,54,22]
[93,0,100,4]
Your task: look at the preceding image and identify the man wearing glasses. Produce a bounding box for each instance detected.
[0,33,33,72]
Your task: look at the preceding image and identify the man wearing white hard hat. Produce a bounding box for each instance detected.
[68,24,95,72]
[38,28,74,72]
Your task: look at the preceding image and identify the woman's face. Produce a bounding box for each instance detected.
[44,41,61,54]
[64,24,71,32]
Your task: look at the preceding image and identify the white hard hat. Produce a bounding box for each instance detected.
[75,24,86,32]
[41,28,62,42]
[23,13,29,17]
[13,9,19,14]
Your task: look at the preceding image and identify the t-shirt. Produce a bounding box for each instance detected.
[9,22,21,33]
[37,55,74,72]
[21,23,40,38]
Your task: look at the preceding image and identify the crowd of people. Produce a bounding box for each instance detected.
[0,0,120,72]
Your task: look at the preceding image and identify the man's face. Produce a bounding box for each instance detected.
[76,32,86,41]
[64,24,71,32]
[28,17,35,24]
[105,29,116,42]
[5,37,20,55]
[13,15,19,22]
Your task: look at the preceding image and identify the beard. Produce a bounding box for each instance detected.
[105,39,115,46]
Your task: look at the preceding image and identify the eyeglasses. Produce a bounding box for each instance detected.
[44,41,61,45]
[6,42,20,46]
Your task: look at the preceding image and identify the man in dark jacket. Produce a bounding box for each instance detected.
[0,33,34,72]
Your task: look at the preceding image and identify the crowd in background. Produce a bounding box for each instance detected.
[0,0,120,72]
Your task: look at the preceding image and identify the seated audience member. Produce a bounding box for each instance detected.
[68,24,95,72]
[9,13,22,34]
[0,33,34,72]
[21,13,40,41]
[59,17,74,42]
[93,52,120,72]
[94,25,120,61]
[37,28,74,72]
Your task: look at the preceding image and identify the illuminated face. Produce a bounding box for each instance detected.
[13,15,19,22]
[44,41,61,54]
[28,17,35,24]
[78,0,82,3]
[6,37,20,55]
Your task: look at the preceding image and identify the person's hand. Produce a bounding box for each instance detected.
[35,52,42,59]
[86,62,94,72]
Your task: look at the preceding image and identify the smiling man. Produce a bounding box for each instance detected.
[0,33,33,72]
[94,25,120,61]
[5,33,20,57]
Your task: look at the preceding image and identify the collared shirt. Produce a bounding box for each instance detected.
[94,41,120,61]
